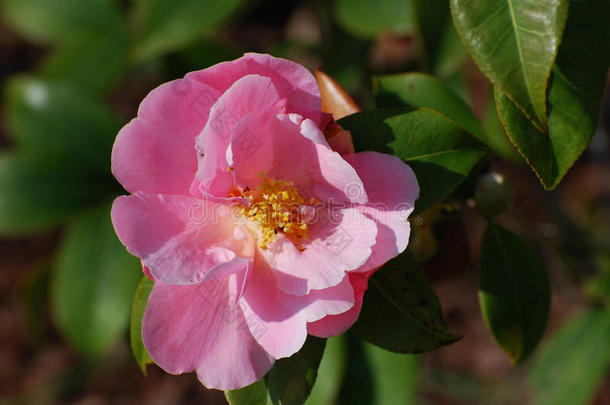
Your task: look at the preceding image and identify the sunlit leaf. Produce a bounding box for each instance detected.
[495,0,610,189]
[374,72,485,141]
[130,275,154,374]
[451,0,569,128]
[340,108,487,212]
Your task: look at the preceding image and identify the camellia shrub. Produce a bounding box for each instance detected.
[1,0,609,404]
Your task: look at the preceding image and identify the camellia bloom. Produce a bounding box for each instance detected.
[111,53,419,390]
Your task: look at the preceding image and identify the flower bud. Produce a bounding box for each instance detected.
[475,173,514,217]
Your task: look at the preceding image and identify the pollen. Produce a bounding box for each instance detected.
[238,175,315,249]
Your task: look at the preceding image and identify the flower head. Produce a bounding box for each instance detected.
[111,53,419,390]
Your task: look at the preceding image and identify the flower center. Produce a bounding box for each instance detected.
[237,175,315,250]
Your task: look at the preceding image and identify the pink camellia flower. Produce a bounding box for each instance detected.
[111,53,419,390]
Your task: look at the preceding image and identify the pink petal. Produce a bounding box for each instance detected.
[307,270,374,338]
[112,78,220,195]
[143,269,274,390]
[186,53,324,126]
[111,192,255,284]
[344,152,419,272]
[261,206,377,295]
[193,74,283,197]
[232,114,368,205]
[239,255,354,358]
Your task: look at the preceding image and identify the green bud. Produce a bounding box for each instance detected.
[475,173,514,217]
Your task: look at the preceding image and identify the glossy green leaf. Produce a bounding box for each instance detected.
[0,0,123,45]
[305,336,346,405]
[4,76,120,173]
[495,0,610,190]
[339,108,487,212]
[354,251,460,353]
[227,337,326,405]
[451,0,569,128]
[266,337,326,405]
[0,154,113,235]
[39,30,129,94]
[479,222,550,363]
[334,0,416,39]
[132,0,243,61]
[530,308,610,405]
[226,380,272,405]
[364,342,419,405]
[130,276,154,374]
[482,90,523,164]
[336,334,375,405]
[375,72,485,141]
[52,204,142,359]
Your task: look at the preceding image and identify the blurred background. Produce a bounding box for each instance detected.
[1,0,609,404]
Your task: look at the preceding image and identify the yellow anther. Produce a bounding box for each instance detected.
[236,175,311,249]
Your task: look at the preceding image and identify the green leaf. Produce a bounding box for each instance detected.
[364,342,419,405]
[227,337,326,405]
[374,72,485,141]
[132,0,243,61]
[482,90,523,164]
[478,222,550,363]
[451,0,569,129]
[52,204,142,359]
[305,336,346,405]
[354,251,460,353]
[530,308,610,405]
[414,0,450,68]
[336,334,375,405]
[0,0,124,45]
[0,0,128,94]
[39,30,129,94]
[432,20,468,79]
[339,108,487,212]
[130,275,154,374]
[4,76,120,173]
[494,0,610,190]
[0,154,113,235]
[414,0,467,76]
[226,380,272,405]
[334,0,416,39]
[266,337,326,405]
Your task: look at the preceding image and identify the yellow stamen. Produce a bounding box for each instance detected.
[237,175,315,249]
